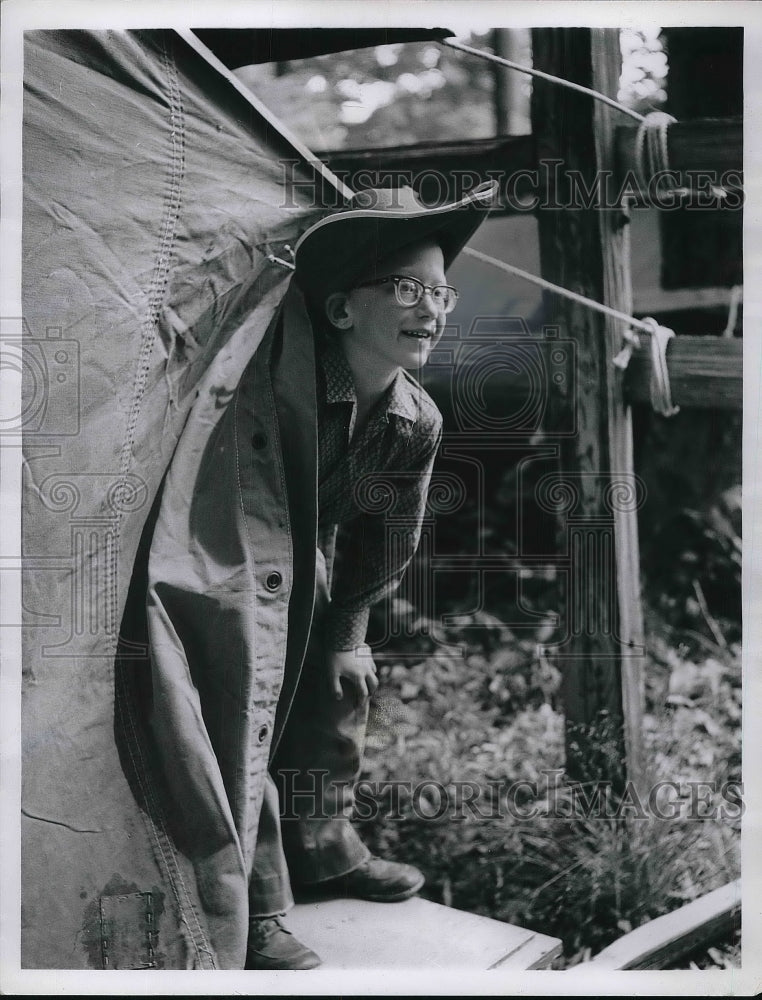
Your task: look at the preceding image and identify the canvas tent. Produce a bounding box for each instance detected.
[19,26,443,970]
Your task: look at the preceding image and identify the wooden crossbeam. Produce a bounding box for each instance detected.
[319,118,742,214]
[586,880,741,970]
[615,118,742,199]
[322,134,535,211]
[624,335,741,410]
[422,334,741,414]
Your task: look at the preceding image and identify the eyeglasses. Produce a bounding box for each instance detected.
[354,274,460,314]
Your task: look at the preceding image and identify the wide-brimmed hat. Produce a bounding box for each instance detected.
[293,179,498,301]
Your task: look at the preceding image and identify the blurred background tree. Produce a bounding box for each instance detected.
[236,28,666,150]
[236,31,496,148]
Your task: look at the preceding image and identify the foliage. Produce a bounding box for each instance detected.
[357,426,742,966]
[618,28,668,113]
[359,604,741,967]
[235,32,496,151]
[236,28,668,152]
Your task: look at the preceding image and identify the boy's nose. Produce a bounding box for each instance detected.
[416,289,440,318]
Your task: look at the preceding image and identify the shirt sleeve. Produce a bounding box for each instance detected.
[323,418,443,651]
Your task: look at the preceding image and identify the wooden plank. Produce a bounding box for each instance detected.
[318,119,741,214]
[322,134,535,211]
[286,896,562,970]
[625,335,742,410]
[530,27,632,790]
[421,334,742,413]
[586,880,741,970]
[615,118,743,202]
[590,28,646,791]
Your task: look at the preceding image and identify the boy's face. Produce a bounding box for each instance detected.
[333,240,448,371]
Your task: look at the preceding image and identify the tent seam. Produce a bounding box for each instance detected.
[110,30,216,970]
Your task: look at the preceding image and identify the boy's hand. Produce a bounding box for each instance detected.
[327,645,379,702]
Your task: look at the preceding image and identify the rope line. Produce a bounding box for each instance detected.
[462,245,682,417]
[443,35,731,208]
[632,110,725,201]
[461,245,651,335]
[641,317,680,416]
[634,110,677,193]
[722,285,743,338]
[441,36,646,123]
[446,37,684,417]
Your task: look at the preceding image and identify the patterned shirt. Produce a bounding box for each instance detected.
[317,337,443,650]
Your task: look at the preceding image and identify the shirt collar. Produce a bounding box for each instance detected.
[319,337,418,424]
[385,370,418,423]
[320,336,356,405]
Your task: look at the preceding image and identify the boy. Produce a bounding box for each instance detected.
[245,182,497,969]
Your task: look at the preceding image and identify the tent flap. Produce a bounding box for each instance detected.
[22,28,323,969]
[192,27,455,67]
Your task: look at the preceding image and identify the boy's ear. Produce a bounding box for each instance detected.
[324,292,353,330]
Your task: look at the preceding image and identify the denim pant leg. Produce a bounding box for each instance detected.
[271,555,371,885]
[248,775,294,917]
[272,659,372,884]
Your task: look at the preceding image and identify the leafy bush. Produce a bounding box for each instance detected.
[359,595,741,967]
[358,407,742,966]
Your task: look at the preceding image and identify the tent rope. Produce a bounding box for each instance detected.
[265,253,296,271]
[461,245,680,417]
[263,243,297,270]
[444,35,729,206]
[446,36,684,416]
[441,36,645,123]
[642,317,680,416]
[722,284,743,338]
[633,110,727,202]
[634,110,678,192]
[462,245,650,334]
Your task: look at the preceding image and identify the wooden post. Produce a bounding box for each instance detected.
[492,30,531,136]
[530,28,645,792]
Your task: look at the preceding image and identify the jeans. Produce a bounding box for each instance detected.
[248,551,371,916]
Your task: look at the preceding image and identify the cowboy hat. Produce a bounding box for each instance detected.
[293,179,498,300]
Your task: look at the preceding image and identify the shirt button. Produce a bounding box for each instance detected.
[264,571,282,592]
[257,724,269,743]
[251,431,268,450]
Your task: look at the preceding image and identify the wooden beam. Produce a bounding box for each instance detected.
[322,134,535,211]
[615,118,743,202]
[586,880,741,970]
[318,118,742,213]
[287,896,563,970]
[422,334,741,414]
[590,28,646,793]
[625,335,742,410]
[530,27,641,792]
